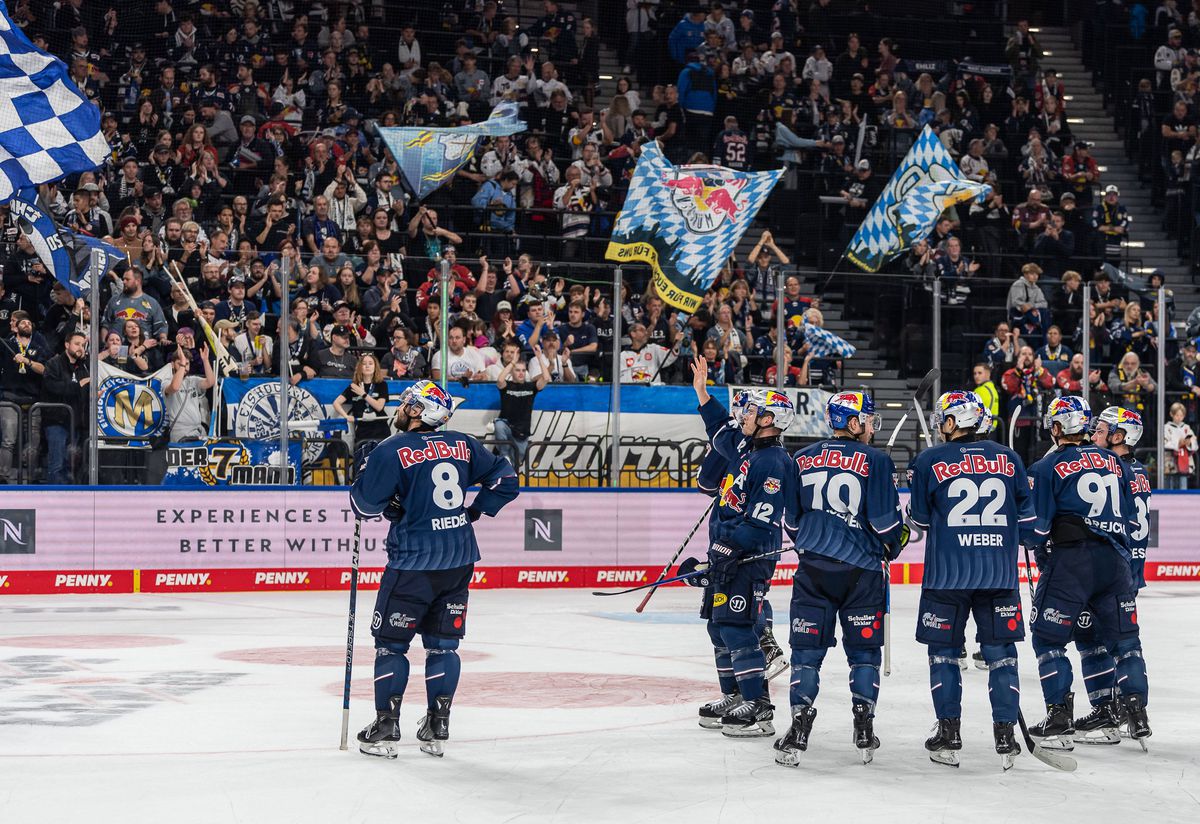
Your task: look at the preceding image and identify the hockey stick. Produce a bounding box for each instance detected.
[911,368,940,449]
[338,518,363,751]
[592,544,793,597]
[880,413,908,678]
[1014,543,1077,771]
[1007,405,1022,452]
[634,498,716,612]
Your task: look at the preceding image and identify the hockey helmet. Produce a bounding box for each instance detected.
[730,388,751,419]
[826,390,880,432]
[742,389,795,432]
[398,380,454,429]
[1093,405,1144,447]
[1044,395,1092,436]
[931,390,986,437]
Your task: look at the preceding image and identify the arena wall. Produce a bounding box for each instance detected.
[1,489,1198,594]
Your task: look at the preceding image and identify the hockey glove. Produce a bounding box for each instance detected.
[1030,543,1049,567]
[884,523,910,562]
[467,506,482,523]
[678,556,711,587]
[707,542,740,583]
[384,496,406,523]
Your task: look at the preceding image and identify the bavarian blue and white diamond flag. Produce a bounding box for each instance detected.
[378,101,525,202]
[9,189,124,297]
[0,1,109,204]
[606,142,782,314]
[845,126,991,272]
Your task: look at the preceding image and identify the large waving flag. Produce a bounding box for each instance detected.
[0,2,109,204]
[605,142,782,314]
[377,102,525,202]
[845,126,991,272]
[9,190,125,297]
[802,322,856,359]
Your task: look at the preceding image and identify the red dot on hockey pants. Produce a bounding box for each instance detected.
[861,627,873,639]
[1132,613,1138,625]
[453,617,463,629]
[1007,619,1018,631]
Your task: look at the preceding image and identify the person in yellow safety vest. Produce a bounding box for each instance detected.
[972,362,1001,436]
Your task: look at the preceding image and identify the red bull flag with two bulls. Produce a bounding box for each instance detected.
[377,102,525,202]
[605,142,783,314]
[844,125,992,272]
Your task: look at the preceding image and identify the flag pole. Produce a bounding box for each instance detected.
[88,247,100,486]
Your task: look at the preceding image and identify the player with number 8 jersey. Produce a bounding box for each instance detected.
[349,380,519,759]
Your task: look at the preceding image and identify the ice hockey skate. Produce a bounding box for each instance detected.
[416,696,452,757]
[1073,700,1121,745]
[924,718,962,768]
[698,693,740,730]
[719,696,774,738]
[994,722,1021,771]
[773,706,817,767]
[1029,693,1076,752]
[357,698,402,759]
[852,702,880,764]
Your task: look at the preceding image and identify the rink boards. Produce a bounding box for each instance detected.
[1,488,1199,594]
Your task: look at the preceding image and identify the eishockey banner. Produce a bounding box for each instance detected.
[605,142,782,314]
[844,125,991,272]
[377,102,525,202]
[221,379,833,484]
[9,190,125,297]
[96,361,172,441]
[162,438,303,487]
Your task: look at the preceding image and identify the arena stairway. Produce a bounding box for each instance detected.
[1039,25,1200,328]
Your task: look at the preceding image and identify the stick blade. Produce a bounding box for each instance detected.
[1032,744,1078,772]
[914,368,941,401]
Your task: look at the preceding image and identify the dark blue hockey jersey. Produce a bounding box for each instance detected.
[349,430,519,570]
[1027,443,1137,561]
[907,439,1036,590]
[1123,455,1152,589]
[697,397,751,542]
[709,440,794,558]
[787,438,903,572]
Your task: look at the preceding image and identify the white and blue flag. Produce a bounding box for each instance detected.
[845,126,991,272]
[10,189,124,297]
[0,2,109,204]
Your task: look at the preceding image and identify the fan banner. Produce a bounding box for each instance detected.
[605,142,782,314]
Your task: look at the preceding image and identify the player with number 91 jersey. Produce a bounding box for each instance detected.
[351,428,519,570]
[907,438,1036,590]
[1027,442,1137,560]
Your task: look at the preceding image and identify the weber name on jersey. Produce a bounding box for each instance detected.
[908,439,1036,590]
[1027,442,1138,560]
[788,438,903,569]
[350,431,518,570]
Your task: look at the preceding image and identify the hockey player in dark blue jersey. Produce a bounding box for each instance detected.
[775,391,905,766]
[907,391,1036,770]
[680,384,797,738]
[1071,406,1153,746]
[692,369,786,710]
[349,380,519,758]
[1025,396,1151,751]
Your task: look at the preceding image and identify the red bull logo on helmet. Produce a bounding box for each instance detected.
[663,170,748,235]
[832,391,865,412]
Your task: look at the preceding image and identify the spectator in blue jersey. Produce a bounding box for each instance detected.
[982,321,1018,373]
[471,171,520,259]
[1007,263,1050,347]
[668,7,708,67]
[302,195,341,254]
[515,299,554,357]
[678,51,717,157]
[1036,325,1073,369]
[560,301,598,379]
[744,231,788,325]
[712,116,752,170]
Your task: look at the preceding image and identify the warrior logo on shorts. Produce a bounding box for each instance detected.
[1077,611,1093,630]
[371,611,382,630]
[729,595,747,612]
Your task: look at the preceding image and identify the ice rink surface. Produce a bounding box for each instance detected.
[1,585,1198,824]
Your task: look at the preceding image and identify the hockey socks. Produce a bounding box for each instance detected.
[847,647,881,711]
[927,645,963,720]
[707,622,738,694]
[981,642,1020,724]
[718,623,766,701]
[424,649,461,707]
[1113,641,1149,706]
[1032,637,1073,705]
[1076,642,1116,706]
[373,643,411,712]
[789,648,824,709]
